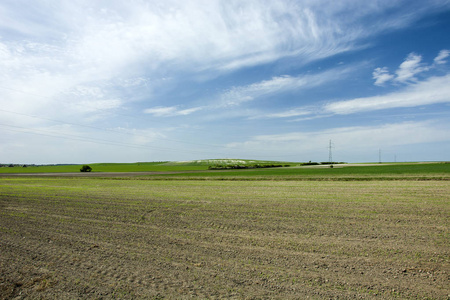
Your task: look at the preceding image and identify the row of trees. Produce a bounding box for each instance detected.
[1,163,93,172]
[208,164,290,170]
[1,164,29,167]
[300,161,345,165]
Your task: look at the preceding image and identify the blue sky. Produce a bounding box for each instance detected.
[1,0,450,164]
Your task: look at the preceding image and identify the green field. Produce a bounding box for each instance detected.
[1,160,449,181]
[147,162,450,180]
[0,162,206,173]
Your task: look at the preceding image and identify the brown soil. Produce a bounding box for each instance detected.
[0,179,449,299]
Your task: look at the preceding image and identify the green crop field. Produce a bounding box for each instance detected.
[146,162,450,180]
[2,160,449,180]
[0,162,209,173]
[0,161,449,299]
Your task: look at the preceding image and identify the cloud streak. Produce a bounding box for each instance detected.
[373,67,395,86]
[218,66,355,107]
[144,106,203,117]
[326,74,450,114]
[434,49,450,65]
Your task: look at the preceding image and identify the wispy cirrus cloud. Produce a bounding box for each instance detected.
[262,108,314,119]
[1,0,448,119]
[434,49,450,65]
[372,67,395,86]
[218,75,302,107]
[144,106,203,117]
[218,66,355,107]
[2,2,447,86]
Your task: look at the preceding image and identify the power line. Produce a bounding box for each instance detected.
[0,84,281,142]
[0,108,225,149]
[0,84,237,149]
[0,123,228,156]
[1,124,302,160]
[0,86,314,160]
[0,108,305,159]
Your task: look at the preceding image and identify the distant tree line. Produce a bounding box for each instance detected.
[300,161,346,165]
[208,161,347,170]
[208,164,290,170]
[1,164,29,168]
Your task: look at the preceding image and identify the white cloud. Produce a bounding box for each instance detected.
[71,99,122,113]
[219,75,299,107]
[0,1,447,119]
[1,1,444,81]
[373,50,449,86]
[62,0,368,74]
[1,1,450,163]
[218,66,354,107]
[434,49,450,65]
[263,108,313,119]
[144,106,203,117]
[144,107,179,117]
[251,70,450,121]
[395,53,428,83]
[326,74,450,114]
[373,67,394,86]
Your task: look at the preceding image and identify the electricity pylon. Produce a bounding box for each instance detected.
[328,140,334,163]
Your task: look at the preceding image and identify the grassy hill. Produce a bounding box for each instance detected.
[0,159,295,173]
[164,159,295,166]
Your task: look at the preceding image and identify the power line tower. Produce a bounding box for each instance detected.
[328,140,334,163]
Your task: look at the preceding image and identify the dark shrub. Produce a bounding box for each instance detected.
[80,165,92,172]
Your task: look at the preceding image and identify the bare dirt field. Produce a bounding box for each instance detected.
[0,178,449,299]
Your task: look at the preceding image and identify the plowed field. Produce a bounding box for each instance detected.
[1,178,449,299]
